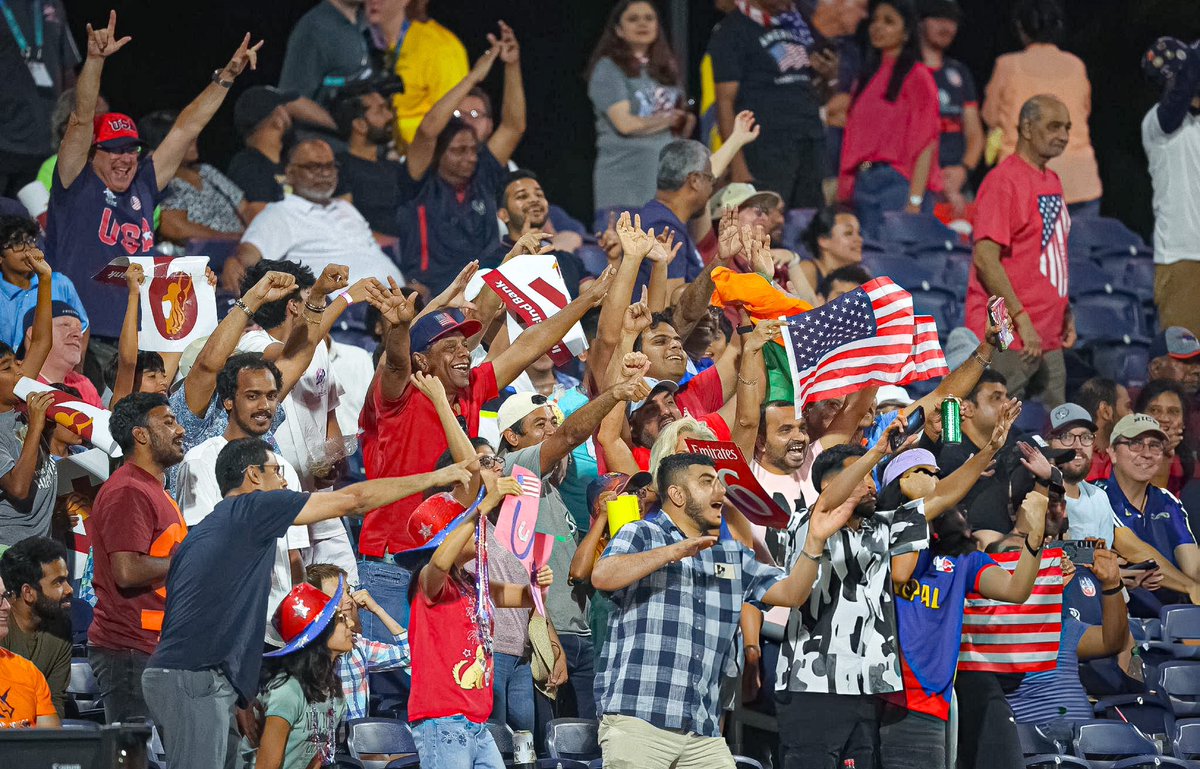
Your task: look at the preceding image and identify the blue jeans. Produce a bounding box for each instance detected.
[852,164,931,240]
[357,558,414,638]
[413,715,506,769]
[492,653,535,733]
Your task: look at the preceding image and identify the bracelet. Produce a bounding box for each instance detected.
[337,291,355,306]
[1024,536,1042,557]
[302,313,322,325]
[801,549,823,563]
[233,298,254,319]
[736,325,754,336]
[744,644,761,652]
[1101,585,1124,596]
[304,300,327,313]
[737,374,759,387]
[972,351,992,368]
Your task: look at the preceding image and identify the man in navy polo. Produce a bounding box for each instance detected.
[635,140,713,293]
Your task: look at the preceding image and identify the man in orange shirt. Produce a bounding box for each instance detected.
[0,575,59,728]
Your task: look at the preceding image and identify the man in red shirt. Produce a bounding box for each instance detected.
[966,94,1074,407]
[355,267,614,638]
[86,392,186,723]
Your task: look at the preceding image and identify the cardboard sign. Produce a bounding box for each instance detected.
[493,464,549,614]
[16,377,120,456]
[475,255,588,367]
[93,255,217,353]
[684,439,792,529]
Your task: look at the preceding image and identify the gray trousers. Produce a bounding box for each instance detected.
[989,348,1067,407]
[142,667,240,769]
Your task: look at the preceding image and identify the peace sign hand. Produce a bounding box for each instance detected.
[86,10,132,60]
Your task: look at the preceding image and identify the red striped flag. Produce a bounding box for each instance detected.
[898,315,950,385]
[959,548,1063,674]
[780,277,916,411]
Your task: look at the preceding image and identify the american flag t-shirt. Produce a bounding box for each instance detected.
[1037,193,1070,298]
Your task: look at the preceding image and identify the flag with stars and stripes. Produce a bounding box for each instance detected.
[897,315,950,384]
[780,277,917,411]
[1037,193,1070,298]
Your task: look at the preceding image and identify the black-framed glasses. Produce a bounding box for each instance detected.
[1114,438,1166,456]
[1053,431,1095,447]
[478,454,503,470]
[2,237,37,253]
[258,463,286,479]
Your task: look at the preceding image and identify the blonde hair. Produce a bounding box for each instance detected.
[648,417,718,488]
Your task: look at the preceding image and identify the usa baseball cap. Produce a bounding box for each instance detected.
[93,113,146,151]
[1150,326,1200,361]
[628,377,679,416]
[1049,403,1098,434]
[1111,413,1168,443]
[409,309,482,354]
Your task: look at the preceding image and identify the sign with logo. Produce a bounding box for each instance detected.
[493,464,552,615]
[16,377,120,456]
[93,255,217,352]
[683,440,791,528]
[473,255,588,367]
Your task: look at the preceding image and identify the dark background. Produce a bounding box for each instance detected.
[62,0,1200,238]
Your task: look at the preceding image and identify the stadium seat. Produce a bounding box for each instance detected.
[1161,606,1200,644]
[485,720,514,765]
[1024,756,1093,769]
[1069,262,1122,298]
[781,208,817,254]
[66,658,104,721]
[1072,293,1152,345]
[734,757,767,769]
[861,253,937,290]
[1069,217,1148,257]
[544,718,601,764]
[909,286,962,331]
[880,211,961,251]
[1130,618,1163,643]
[1072,720,1160,769]
[1159,662,1200,717]
[346,718,419,769]
[1172,718,1200,760]
[1087,341,1151,389]
[1093,693,1175,738]
[1018,722,1067,756]
[60,719,101,730]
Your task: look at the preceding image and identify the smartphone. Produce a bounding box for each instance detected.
[988,296,1015,351]
[1125,560,1159,572]
[1056,539,1096,565]
[889,407,926,451]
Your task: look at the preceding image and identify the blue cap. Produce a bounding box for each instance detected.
[409,309,482,354]
[22,300,80,334]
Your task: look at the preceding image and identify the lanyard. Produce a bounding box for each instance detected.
[0,0,42,60]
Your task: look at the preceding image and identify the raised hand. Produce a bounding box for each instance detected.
[615,211,656,261]
[343,276,384,305]
[431,457,474,490]
[717,207,744,262]
[125,262,145,294]
[24,391,55,430]
[746,227,774,278]
[1017,441,1053,482]
[86,11,132,60]
[365,277,419,326]
[220,33,265,81]
[728,110,761,148]
[438,260,480,310]
[493,20,520,65]
[468,39,502,85]
[312,264,350,298]
[205,266,218,287]
[1091,547,1122,592]
[811,47,839,82]
[647,228,682,265]
[612,372,652,403]
[622,302,653,336]
[807,495,857,545]
[597,210,622,263]
[989,398,1022,449]
[1019,489,1049,535]
[247,270,298,304]
[504,231,551,261]
[745,319,784,354]
[409,371,448,406]
[580,265,616,307]
[620,351,651,380]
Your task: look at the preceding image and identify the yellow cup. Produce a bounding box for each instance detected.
[607,494,641,539]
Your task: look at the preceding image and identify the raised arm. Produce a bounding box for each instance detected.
[729,320,779,457]
[293,459,473,526]
[152,34,263,191]
[182,270,297,417]
[591,533,718,593]
[818,386,879,449]
[976,491,1049,603]
[762,494,860,608]
[410,371,481,506]
[111,263,145,405]
[921,399,1020,521]
[19,252,54,378]
[590,213,657,388]
[420,474,518,600]
[486,22,525,165]
[812,420,907,516]
[709,110,761,180]
[911,304,999,418]
[0,393,52,500]
[490,265,615,390]
[407,42,501,181]
[1076,547,1131,660]
[363,278,418,403]
[58,11,131,188]
[671,210,747,342]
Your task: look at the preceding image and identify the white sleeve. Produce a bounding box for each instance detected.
[240,206,294,261]
[177,457,221,527]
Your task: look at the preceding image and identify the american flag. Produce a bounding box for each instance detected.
[515,471,542,499]
[780,277,916,411]
[960,547,1063,674]
[772,42,810,72]
[1037,193,1070,298]
[897,315,950,385]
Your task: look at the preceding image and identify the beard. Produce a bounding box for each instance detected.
[149,431,184,467]
[1062,462,1089,485]
[852,498,876,519]
[366,123,392,145]
[683,495,718,535]
[33,593,68,624]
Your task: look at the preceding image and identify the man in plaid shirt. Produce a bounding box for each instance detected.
[308,565,410,720]
[592,452,865,768]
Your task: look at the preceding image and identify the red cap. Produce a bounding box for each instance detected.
[395,493,466,553]
[93,113,145,151]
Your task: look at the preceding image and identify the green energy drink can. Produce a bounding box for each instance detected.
[942,397,962,444]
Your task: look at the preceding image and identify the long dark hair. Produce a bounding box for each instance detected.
[261,619,342,704]
[586,0,679,86]
[853,0,923,104]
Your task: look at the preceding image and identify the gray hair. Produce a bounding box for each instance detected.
[1018,94,1063,128]
[656,139,710,192]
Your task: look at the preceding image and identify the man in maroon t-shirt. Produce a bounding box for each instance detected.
[86,392,186,723]
[355,267,613,639]
[965,94,1073,406]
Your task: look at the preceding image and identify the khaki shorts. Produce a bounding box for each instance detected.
[599,714,735,769]
[1155,261,1200,335]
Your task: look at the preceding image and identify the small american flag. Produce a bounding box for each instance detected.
[897,315,950,385]
[1037,193,1070,298]
[772,42,811,72]
[780,277,916,411]
[435,312,457,328]
[515,471,542,499]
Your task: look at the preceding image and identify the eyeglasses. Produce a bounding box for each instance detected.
[1114,438,1166,456]
[2,237,37,253]
[291,161,338,174]
[258,463,286,478]
[453,108,490,120]
[98,145,143,157]
[1053,431,1095,447]
[478,454,503,470]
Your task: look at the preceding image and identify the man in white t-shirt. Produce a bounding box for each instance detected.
[173,354,311,642]
[1028,402,1200,604]
[1142,36,1200,333]
[234,259,359,585]
[221,139,404,291]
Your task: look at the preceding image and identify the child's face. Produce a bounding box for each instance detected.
[326,609,355,654]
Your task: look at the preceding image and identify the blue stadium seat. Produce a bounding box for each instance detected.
[1159,661,1200,718]
[1073,293,1151,345]
[1087,341,1151,389]
[1073,720,1160,769]
[346,718,419,769]
[735,757,767,769]
[1093,693,1175,739]
[911,249,971,291]
[861,253,937,290]
[1069,262,1122,298]
[781,208,817,254]
[1024,757,1093,769]
[880,211,960,251]
[1018,722,1067,756]
[544,718,601,766]
[909,286,962,331]
[1131,618,1163,643]
[1172,718,1200,760]
[1069,216,1148,256]
[1121,260,1157,303]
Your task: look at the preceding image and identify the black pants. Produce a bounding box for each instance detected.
[953,671,1024,769]
[743,131,826,210]
[88,645,151,724]
[777,690,881,769]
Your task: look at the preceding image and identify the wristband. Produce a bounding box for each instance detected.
[801,549,823,563]
[736,325,753,336]
[233,298,254,319]
[337,291,355,306]
[211,69,234,89]
[1024,536,1042,557]
[1102,585,1124,596]
[972,351,992,368]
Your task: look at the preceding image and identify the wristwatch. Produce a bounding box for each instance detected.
[908,194,923,208]
[211,69,234,89]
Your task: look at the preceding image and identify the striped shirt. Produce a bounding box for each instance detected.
[959,547,1064,674]
[338,633,411,721]
[1007,618,1092,724]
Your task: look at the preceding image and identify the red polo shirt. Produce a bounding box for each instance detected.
[357,362,499,557]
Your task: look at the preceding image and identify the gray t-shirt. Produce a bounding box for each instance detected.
[0,410,58,546]
[503,444,590,637]
[588,56,680,211]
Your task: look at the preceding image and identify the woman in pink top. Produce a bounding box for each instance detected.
[981,0,1102,212]
[837,0,942,239]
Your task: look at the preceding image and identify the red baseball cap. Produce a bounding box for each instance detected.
[93,113,146,151]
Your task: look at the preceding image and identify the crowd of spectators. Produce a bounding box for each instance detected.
[0,2,1198,769]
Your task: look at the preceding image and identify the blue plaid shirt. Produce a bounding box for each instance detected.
[596,512,785,737]
[338,633,411,721]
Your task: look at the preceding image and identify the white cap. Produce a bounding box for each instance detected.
[876,385,913,408]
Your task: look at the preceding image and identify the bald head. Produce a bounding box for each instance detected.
[1017,94,1070,165]
[286,140,338,203]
